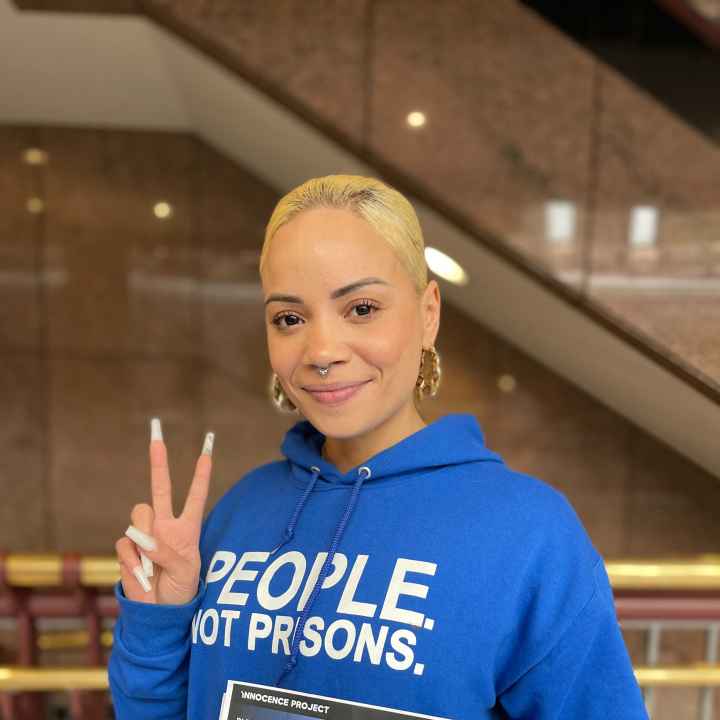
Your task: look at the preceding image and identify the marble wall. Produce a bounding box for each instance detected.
[136,0,720,387]
[1,124,718,564]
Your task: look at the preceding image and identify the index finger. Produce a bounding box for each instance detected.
[150,418,174,518]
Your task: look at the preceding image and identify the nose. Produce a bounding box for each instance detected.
[302,314,347,370]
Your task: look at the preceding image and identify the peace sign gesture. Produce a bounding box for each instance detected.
[115,418,214,605]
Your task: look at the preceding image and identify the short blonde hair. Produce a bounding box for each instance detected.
[259,174,428,296]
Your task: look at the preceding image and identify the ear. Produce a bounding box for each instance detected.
[421,279,441,347]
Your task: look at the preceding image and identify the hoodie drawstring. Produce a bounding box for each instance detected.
[275,464,372,687]
[268,465,322,557]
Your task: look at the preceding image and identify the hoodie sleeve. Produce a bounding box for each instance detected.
[107,577,207,720]
[496,555,649,719]
[108,506,217,720]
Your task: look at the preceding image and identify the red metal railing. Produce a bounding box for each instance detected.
[1,553,720,719]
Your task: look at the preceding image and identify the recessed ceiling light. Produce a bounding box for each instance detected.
[406,111,427,128]
[497,374,517,393]
[26,197,45,214]
[153,202,173,220]
[629,206,658,248]
[23,148,48,166]
[545,200,576,245]
[425,246,469,286]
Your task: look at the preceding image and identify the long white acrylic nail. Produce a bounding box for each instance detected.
[132,565,152,592]
[141,552,154,577]
[150,417,163,442]
[202,431,215,457]
[125,524,158,552]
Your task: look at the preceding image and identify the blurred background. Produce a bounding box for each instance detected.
[0,0,719,718]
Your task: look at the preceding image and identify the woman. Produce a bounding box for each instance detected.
[109,175,648,719]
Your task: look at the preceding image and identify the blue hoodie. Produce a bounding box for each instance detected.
[109,412,649,719]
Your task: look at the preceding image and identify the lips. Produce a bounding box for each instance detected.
[304,380,371,405]
[303,381,367,392]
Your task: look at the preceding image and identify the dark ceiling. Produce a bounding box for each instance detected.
[520,0,720,142]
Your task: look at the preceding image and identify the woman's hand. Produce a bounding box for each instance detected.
[114,419,214,605]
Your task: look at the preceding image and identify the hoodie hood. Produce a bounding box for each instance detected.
[281,411,504,488]
[273,412,503,687]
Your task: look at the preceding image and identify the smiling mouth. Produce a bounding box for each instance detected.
[303,380,368,392]
[303,380,372,405]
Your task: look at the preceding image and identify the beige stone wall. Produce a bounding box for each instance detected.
[139,0,720,385]
[1,124,718,561]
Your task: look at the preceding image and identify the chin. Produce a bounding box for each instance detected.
[302,409,370,438]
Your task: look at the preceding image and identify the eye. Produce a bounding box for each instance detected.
[349,299,380,319]
[270,299,380,330]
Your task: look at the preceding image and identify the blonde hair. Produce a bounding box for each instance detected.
[259,174,428,296]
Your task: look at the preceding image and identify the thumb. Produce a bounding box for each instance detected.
[125,517,186,576]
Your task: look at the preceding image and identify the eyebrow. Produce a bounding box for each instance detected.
[264,277,391,307]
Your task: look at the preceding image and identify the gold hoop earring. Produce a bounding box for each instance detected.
[269,372,300,414]
[416,345,441,400]
[268,346,441,413]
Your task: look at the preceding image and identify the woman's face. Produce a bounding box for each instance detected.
[261,206,440,438]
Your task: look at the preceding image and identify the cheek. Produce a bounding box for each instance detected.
[266,335,296,377]
[364,323,419,368]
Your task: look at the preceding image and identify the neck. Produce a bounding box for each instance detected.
[320,400,427,474]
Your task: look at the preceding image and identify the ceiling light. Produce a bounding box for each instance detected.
[23,148,48,166]
[153,202,173,220]
[406,111,427,128]
[26,197,45,214]
[544,200,576,245]
[497,374,517,393]
[425,246,469,286]
[629,206,658,248]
